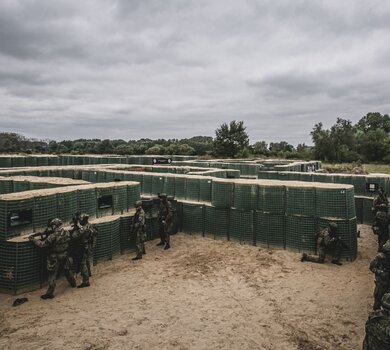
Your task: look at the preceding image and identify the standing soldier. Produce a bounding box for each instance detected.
[157,193,173,250]
[363,293,390,349]
[372,205,390,252]
[29,218,76,299]
[132,201,146,260]
[301,222,344,266]
[71,214,97,288]
[370,240,390,310]
[372,187,389,216]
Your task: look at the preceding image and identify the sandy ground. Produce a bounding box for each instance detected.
[0,225,376,350]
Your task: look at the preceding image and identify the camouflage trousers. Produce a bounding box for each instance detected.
[305,244,342,264]
[46,254,76,295]
[80,248,93,284]
[158,220,172,245]
[135,228,146,258]
[377,231,389,252]
[373,282,390,310]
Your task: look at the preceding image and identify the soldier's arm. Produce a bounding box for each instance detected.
[166,203,173,221]
[369,256,380,274]
[33,233,55,248]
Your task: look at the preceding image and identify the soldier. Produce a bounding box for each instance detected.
[370,240,390,310]
[372,206,390,252]
[71,214,97,288]
[132,201,146,260]
[29,218,76,299]
[157,193,173,250]
[301,222,344,266]
[363,293,390,349]
[372,187,389,216]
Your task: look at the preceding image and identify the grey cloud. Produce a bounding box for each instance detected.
[0,0,390,145]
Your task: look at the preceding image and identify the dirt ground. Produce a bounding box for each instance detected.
[0,225,376,350]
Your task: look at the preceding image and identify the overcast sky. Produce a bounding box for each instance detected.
[0,0,389,145]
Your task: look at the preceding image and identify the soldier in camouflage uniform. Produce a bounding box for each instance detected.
[157,194,173,250]
[363,293,390,349]
[71,214,97,288]
[301,222,343,266]
[132,201,146,260]
[29,218,76,299]
[372,187,389,216]
[370,240,390,310]
[372,206,390,252]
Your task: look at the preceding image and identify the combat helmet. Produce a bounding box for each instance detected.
[135,201,142,208]
[381,293,390,310]
[49,218,62,227]
[79,213,89,224]
[329,222,338,231]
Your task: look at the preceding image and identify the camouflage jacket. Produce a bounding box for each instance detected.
[72,223,97,250]
[33,227,70,255]
[158,201,173,223]
[364,309,390,350]
[132,208,145,231]
[370,253,390,286]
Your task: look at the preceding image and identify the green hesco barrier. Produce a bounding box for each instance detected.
[355,196,364,224]
[0,179,13,194]
[96,187,114,217]
[199,178,212,202]
[11,157,26,168]
[0,239,44,294]
[78,188,97,218]
[128,173,143,193]
[127,184,141,209]
[204,205,215,238]
[229,208,253,244]
[111,218,121,257]
[146,217,160,241]
[351,176,366,196]
[182,202,204,235]
[318,217,358,261]
[185,177,200,202]
[286,186,316,217]
[259,184,285,214]
[362,196,374,225]
[36,157,48,167]
[211,179,234,209]
[113,186,127,214]
[257,171,270,179]
[254,211,285,248]
[13,181,30,193]
[57,190,78,223]
[93,217,119,263]
[0,198,34,240]
[151,175,164,196]
[119,214,135,252]
[285,215,317,253]
[33,194,57,231]
[81,170,92,182]
[278,172,289,181]
[163,175,175,197]
[233,182,258,210]
[142,174,153,196]
[96,171,106,183]
[299,173,313,182]
[204,205,229,240]
[316,187,355,219]
[48,157,59,166]
[174,177,186,200]
[61,169,75,179]
[25,157,37,167]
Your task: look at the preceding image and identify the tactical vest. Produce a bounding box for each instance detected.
[365,311,390,349]
[51,228,70,255]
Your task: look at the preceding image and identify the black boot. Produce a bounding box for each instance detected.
[301,253,307,262]
[77,282,90,288]
[132,255,142,260]
[164,243,171,250]
[41,293,54,300]
[331,260,342,266]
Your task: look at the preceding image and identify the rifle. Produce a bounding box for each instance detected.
[336,236,350,251]
[28,228,51,241]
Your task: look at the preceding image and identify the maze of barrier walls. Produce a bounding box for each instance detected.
[0,161,358,294]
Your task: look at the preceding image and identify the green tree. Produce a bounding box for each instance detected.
[252,141,269,156]
[213,121,249,158]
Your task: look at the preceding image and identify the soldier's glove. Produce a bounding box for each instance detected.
[162,220,165,225]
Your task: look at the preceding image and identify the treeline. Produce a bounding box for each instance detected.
[0,112,388,162]
[311,112,390,163]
